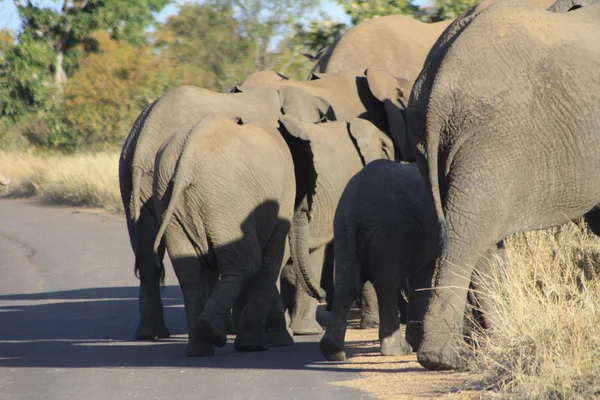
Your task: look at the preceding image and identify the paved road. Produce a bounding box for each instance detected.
[0,199,372,400]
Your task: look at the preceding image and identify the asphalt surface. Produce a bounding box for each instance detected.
[0,199,372,400]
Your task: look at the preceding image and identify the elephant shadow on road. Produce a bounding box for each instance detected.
[0,200,395,374]
[0,284,345,371]
[0,285,415,374]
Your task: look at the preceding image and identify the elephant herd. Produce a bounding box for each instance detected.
[119,0,600,371]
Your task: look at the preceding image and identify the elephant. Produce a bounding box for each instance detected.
[151,115,312,356]
[407,0,600,370]
[310,15,452,86]
[319,161,439,361]
[119,84,326,340]
[240,68,414,162]
[277,115,395,335]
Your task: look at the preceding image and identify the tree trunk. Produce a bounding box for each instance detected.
[54,51,67,91]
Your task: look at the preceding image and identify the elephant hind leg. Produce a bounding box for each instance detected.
[163,222,216,356]
[372,277,412,357]
[359,281,379,329]
[320,239,360,362]
[405,261,435,352]
[197,230,262,348]
[235,219,292,351]
[134,205,170,340]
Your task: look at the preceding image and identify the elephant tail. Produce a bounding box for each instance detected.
[152,128,197,268]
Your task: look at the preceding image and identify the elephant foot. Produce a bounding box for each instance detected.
[417,341,468,371]
[289,317,323,335]
[268,330,294,347]
[380,333,412,356]
[234,331,270,352]
[319,335,346,361]
[197,318,227,348]
[184,341,215,357]
[405,323,424,352]
[135,319,170,340]
[360,315,379,329]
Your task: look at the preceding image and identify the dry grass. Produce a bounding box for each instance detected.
[0,151,122,212]
[467,222,600,399]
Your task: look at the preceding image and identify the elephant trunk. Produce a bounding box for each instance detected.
[289,211,326,300]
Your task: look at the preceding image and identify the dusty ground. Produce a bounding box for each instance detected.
[323,310,478,400]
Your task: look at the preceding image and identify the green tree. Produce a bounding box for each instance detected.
[206,0,320,70]
[0,0,171,122]
[12,0,171,89]
[155,3,254,91]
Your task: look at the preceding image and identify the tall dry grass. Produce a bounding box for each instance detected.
[468,222,600,399]
[0,151,122,212]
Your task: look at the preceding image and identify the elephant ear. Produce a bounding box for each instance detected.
[279,86,336,123]
[364,68,414,162]
[348,117,395,165]
[278,115,317,216]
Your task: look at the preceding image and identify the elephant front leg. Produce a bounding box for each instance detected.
[373,279,412,356]
[359,281,379,329]
[289,246,326,335]
[134,211,170,340]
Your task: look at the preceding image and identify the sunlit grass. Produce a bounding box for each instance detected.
[467,221,600,399]
[0,151,122,213]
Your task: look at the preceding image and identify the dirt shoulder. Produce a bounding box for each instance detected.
[326,318,477,400]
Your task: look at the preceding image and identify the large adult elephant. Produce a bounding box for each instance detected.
[278,115,395,334]
[407,0,600,370]
[311,15,452,85]
[151,115,311,356]
[119,85,325,340]
[320,161,439,361]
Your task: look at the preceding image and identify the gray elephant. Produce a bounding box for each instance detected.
[320,161,439,361]
[277,115,395,335]
[119,84,327,340]
[151,115,310,356]
[311,15,452,85]
[239,69,412,335]
[407,0,600,370]
[240,68,414,162]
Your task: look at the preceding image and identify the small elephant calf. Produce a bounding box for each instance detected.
[320,160,440,361]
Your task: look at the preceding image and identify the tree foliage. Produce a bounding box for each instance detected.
[206,0,320,70]
[155,3,254,91]
[0,0,171,123]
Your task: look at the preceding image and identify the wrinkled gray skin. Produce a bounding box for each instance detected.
[151,115,302,356]
[311,15,452,85]
[0,174,10,186]
[278,115,395,335]
[119,85,293,340]
[408,0,600,370]
[242,69,411,335]
[320,161,439,361]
